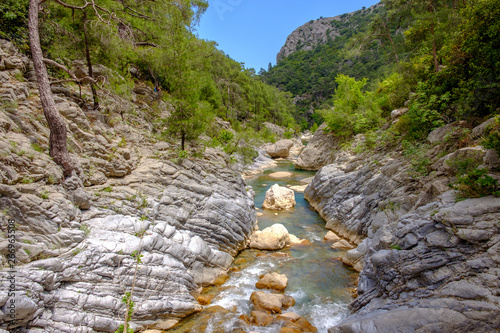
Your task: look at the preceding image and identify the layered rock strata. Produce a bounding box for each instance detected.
[0,39,256,332]
[304,133,500,332]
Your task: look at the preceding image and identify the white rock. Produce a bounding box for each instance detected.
[249,224,290,250]
[263,184,296,210]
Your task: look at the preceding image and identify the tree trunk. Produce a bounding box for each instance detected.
[382,21,400,70]
[83,10,99,110]
[430,24,439,72]
[181,130,185,151]
[29,0,74,176]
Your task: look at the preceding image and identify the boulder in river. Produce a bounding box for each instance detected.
[263,184,296,210]
[250,310,274,326]
[249,224,290,250]
[265,139,294,158]
[256,272,288,291]
[250,291,295,314]
[269,171,293,178]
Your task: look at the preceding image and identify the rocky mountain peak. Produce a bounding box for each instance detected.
[277,3,381,63]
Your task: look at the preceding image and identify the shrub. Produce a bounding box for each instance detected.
[482,117,500,155]
[322,74,384,139]
[218,130,234,145]
[450,168,499,199]
[402,140,431,178]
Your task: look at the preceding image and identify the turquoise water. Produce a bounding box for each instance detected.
[168,161,357,333]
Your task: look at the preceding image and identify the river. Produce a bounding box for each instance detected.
[168,160,357,333]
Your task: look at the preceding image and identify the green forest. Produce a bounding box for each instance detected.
[0,0,296,157]
[1,0,499,156]
[262,0,500,143]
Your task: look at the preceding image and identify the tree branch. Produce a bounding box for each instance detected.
[43,58,77,79]
[134,42,158,47]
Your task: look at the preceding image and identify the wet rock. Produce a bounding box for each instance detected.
[277,312,301,323]
[249,224,290,250]
[250,310,274,326]
[263,184,296,210]
[266,139,294,158]
[331,239,355,250]
[256,272,288,292]
[295,317,318,332]
[269,171,293,178]
[250,291,295,314]
[289,234,312,246]
[324,231,341,242]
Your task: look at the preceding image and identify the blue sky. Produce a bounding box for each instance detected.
[195,0,381,71]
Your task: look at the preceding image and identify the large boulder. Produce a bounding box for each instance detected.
[295,123,339,170]
[250,291,295,314]
[265,139,294,158]
[262,184,296,210]
[249,224,290,250]
[255,272,288,291]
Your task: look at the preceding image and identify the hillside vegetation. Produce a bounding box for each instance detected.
[1,0,296,159]
[262,0,500,142]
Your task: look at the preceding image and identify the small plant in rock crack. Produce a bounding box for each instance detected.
[115,250,143,333]
[80,223,92,237]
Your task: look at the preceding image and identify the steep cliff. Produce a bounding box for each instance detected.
[0,39,256,332]
[276,4,381,63]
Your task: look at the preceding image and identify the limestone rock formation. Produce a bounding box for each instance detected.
[0,39,257,332]
[249,224,290,250]
[303,135,500,332]
[295,123,339,170]
[265,139,294,158]
[262,184,296,210]
[277,4,381,62]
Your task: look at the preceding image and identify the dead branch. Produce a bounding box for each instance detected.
[43,58,77,79]
[135,42,158,47]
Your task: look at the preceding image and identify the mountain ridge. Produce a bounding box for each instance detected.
[277,3,382,63]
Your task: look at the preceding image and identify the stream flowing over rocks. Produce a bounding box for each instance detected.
[302,135,500,332]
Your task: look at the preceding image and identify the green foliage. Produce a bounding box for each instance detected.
[445,156,482,176]
[482,117,500,155]
[450,168,499,199]
[102,186,113,193]
[397,81,446,141]
[218,130,234,145]
[1,0,294,146]
[40,189,49,200]
[390,244,402,250]
[114,325,133,333]
[31,143,45,153]
[262,4,400,123]
[321,74,384,139]
[80,223,91,237]
[0,0,29,49]
[402,140,431,178]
